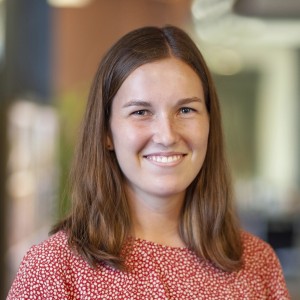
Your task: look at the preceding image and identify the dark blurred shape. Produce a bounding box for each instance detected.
[234,0,300,19]
[5,0,52,102]
[267,219,295,249]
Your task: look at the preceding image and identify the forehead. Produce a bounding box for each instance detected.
[126,57,200,81]
[113,58,204,101]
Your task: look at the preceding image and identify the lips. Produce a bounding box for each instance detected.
[144,154,185,163]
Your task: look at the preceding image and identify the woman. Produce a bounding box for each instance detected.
[8,25,290,299]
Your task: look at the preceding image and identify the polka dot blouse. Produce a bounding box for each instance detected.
[8,231,290,299]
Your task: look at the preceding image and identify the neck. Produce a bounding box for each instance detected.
[126,188,186,248]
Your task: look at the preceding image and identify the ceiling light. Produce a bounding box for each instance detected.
[47,0,92,8]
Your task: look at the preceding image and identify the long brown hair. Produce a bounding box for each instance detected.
[52,25,243,271]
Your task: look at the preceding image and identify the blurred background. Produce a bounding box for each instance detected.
[0,0,299,298]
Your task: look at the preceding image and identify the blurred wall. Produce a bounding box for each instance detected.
[52,0,192,93]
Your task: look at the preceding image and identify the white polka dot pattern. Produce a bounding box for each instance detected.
[7,231,290,299]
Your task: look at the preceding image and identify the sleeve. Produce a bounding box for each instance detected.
[261,242,291,300]
[7,243,72,300]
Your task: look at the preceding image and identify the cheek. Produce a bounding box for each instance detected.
[191,122,209,146]
[190,128,210,164]
[112,124,150,154]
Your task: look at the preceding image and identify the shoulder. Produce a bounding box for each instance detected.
[241,231,278,263]
[29,230,69,250]
[7,231,77,299]
[241,231,273,253]
[23,231,74,263]
[240,231,280,270]
[239,231,290,299]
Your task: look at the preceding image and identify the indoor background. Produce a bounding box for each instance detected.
[0,0,299,298]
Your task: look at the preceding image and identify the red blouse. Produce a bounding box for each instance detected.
[8,231,290,299]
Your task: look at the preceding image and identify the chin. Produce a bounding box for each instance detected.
[150,185,187,198]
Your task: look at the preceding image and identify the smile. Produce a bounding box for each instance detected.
[145,154,183,163]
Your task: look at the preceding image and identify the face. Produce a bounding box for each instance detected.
[108,57,209,201]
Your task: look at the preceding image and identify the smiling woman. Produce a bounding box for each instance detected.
[7,25,290,299]
[109,58,209,206]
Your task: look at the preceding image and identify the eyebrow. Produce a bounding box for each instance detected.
[122,97,203,108]
[177,97,203,105]
[122,100,152,108]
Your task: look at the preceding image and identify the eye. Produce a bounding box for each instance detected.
[179,107,195,114]
[131,110,150,116]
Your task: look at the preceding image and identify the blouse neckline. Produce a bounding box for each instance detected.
[128,236,191,252]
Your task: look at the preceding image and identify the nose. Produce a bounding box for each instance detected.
[152,115,179,146]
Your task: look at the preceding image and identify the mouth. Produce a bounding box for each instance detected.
[144,154,186,164]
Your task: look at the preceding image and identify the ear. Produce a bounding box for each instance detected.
[106,135,114,151]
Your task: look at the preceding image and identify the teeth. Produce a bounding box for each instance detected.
[147,155,182,163]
